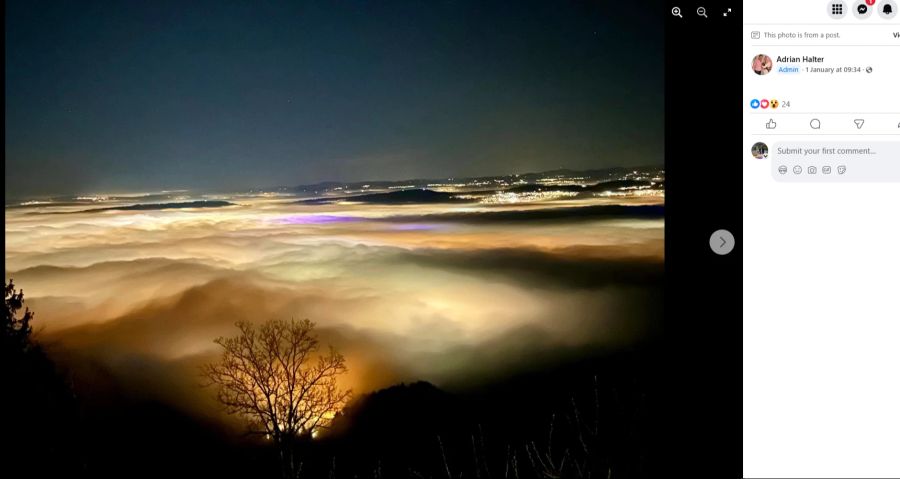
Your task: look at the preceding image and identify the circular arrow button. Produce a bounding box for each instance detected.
[710,229,736,255]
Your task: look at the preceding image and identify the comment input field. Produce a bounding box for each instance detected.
[771,142,900,181]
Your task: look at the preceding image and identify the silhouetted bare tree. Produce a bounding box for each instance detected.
[203,319,351,479]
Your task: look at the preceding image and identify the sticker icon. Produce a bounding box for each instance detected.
[838,165,847,174]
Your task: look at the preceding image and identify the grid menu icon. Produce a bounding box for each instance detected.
[829,1,847,18]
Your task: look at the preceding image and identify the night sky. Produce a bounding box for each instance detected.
[5,0,662,198]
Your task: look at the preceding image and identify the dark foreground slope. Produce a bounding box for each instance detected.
[5,343,661,479]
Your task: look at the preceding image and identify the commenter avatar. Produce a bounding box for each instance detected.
[751,142,769,159]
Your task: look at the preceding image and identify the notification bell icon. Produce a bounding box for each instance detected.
[885,4,893,14]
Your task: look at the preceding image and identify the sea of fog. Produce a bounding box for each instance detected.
[5,192,663,426]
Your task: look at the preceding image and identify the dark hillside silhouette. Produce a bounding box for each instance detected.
[278,347,658,478]
[1,278,658,479]
[2,280,79,477]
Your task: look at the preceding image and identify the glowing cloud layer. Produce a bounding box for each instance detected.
[5,192,663,421]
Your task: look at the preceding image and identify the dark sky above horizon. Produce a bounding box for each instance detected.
[6,0,662,198]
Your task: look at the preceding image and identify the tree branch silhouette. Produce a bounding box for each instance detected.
[202,319,351,479]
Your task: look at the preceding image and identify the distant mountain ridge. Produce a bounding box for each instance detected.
[285,166,663,194]
[299,189,466,205]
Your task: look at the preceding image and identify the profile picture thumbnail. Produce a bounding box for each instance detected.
[751,142,769,159]
[751,54,773,75]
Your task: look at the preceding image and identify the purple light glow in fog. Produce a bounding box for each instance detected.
[273,215,362,225]
[389,223,444,231]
